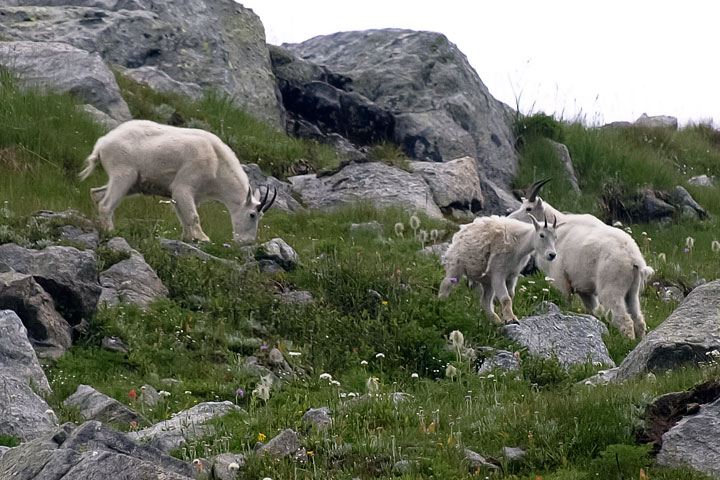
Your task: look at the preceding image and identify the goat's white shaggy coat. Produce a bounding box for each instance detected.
[79,120,275,244]
[439,215,557,324]
[508,194,653,339]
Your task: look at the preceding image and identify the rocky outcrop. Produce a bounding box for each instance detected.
[0,0,284,128]
[0,271,73,359]
[270,45,394,147]
[0,243,101,325]
[128,401,241,453]
[63,384,148,426]
[0,41,132,122]
[98,237,168,310]
[548,140,581,194]
[503,303,615,368]
[285,29,519,214]
[0,310,58,442]
[0,421,196,479]
[290,161,443,218]
[409,156,484,216]
[634,113,678,130]
[616,280,720,381]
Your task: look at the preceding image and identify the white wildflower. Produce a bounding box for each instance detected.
[366,377,380,394]
[288,351,301,356]
[686,236,695,250]
[360,360,368,365]
[375,353,385,359]
[658,252,666,263]
[319,373,333,381]
[409,214,421,232]
[449,330,465,350]
[411,373,419,378]
[228,462,240,470]
[445,364,458,380]
[394,222,405,238]
[712,240,720,253]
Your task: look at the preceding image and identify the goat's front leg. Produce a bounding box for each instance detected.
[172,186,210,242]
[493,276,517,323]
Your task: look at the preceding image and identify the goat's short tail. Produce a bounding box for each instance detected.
[78,145,100,181]
[631,263,655,293]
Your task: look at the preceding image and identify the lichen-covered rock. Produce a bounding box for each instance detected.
[63,384,147,426]
[286,29,519,214]
[502,304,615,368]
[0,271,72,359]
[290,162,443,218]
[0,0,284,128]
[409,156,484,216]
[128,401,242,453]
[616,280,720,381]
[98,237,168,310]
[0,310,58,442]
[0,243,101,325]
[0,40,131,122]
[0,421,195,479]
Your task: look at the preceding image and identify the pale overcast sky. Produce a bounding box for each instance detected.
[239,0,719,127]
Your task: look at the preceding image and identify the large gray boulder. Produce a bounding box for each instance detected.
[63,384,147,426]
[0,0,284,128]
[502,303,615,368]
[128,401,241,453]
[616,280,720,382]
[635,113,678,130]
[270,45,395,147]
[0,40,132,122]
[242,163,304,213]
[0,310,58,442]
[657,396,720,477]
[290,161,443,218]
[0,244,101,325]
[285,29,519,214]
[409,156,484,217]
[98,237,168,310]
[0,271,73,359]
[0,421,195,479]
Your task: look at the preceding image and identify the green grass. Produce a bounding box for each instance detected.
[1,79,718,479]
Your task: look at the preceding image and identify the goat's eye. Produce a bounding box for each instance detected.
[250,212,256,219]
[539,234,545,238]
[526,207,532,212]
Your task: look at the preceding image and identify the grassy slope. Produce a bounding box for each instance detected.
[1,71,718,479]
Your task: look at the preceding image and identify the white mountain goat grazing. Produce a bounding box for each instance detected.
[439,215,557,324]
[508,180,654,339]
[79,120,276,244]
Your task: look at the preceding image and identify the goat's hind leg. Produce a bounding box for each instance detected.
[626,290,647,339]
[597,288,635,339]
[97,172,136,231]
[493,276,517,324]
[90,185,107,203]
[478,281,502,325]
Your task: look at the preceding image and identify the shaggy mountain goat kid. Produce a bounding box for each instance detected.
[79,120,276,244]
[508,180,654,339]
[439,215,557,324]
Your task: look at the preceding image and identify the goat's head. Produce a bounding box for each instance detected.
[529,213,558,262]
[508,179,552,222]
[231,185,277,244]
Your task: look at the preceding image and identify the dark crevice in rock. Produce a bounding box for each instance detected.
[637,380,720,453]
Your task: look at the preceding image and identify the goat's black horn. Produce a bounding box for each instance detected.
[260,185,277,213]
[528,178,552,202]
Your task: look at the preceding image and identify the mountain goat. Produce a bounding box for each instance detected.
[508,180,654,339]
[439,215,557,324]
[79,120,276,244]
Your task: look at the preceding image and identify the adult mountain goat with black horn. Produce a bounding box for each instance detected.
[508,179,653,339]
[439,215,557,324]
[79,120,276,244]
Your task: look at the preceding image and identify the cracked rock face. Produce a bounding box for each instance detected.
[0,0,284,128]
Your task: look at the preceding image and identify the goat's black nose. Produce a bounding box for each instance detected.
[548,252,557,260]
